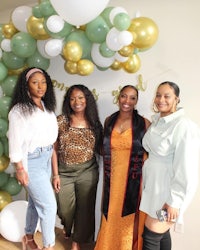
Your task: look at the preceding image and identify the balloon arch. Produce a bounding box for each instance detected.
[0,0,159,236]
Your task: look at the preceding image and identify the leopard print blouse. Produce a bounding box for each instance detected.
[57,115,95,165]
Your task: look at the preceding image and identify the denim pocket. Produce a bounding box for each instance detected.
[28,149,41,159]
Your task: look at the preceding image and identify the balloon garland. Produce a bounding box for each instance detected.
[0,0,159,77]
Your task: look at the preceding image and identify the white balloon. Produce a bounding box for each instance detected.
[91,43,114,68]
[46,15,65,33]
[118,31,133,46]
[45,39,63,57]
[109,7,127,24]
[37,40,53,59]
[49,0,110,26]
[1,39,11,52]
[0,200,28,242]
[106,27,123,51]
[11,6,32,32]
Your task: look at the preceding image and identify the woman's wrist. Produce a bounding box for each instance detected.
[15,166,24,172]
[52,174,60,179]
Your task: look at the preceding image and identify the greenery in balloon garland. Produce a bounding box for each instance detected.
[0,0,159,210]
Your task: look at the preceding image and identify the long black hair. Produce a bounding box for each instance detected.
[62,84,103,154]
[10,67,56,114]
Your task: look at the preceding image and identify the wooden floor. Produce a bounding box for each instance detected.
[0,228,95,250]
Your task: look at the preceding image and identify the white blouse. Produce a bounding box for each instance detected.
[8,103,58,170]
[139,108,200,227]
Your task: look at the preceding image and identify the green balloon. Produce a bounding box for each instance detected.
[99,42,115,58]
[65,30,92,59]
[0,62,8,82]
[0,96,12,119]
[0,141,3,157]
[113,13,131,31]
[0,118,8,137]
[26,49,50,70]
[0,171,10,188]
[1,176,22,196]
[0,137,9,157]
[11,32,37,58]
[100,7,114,28]
[1,75,18,97]
[0,24,5,43]
[86,16,109,43]
[2,51,25,69]
[39,1,55,17]
[32,5,43,18]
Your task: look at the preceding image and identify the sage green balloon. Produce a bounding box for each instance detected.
[1,75,18,97]
[0,119,8,137]
[86,16,109,43]
[113,13,131,31]
[0,171,10,188]
[26,49,50,70]
[0,96,12,119]
[1,176,22,196]
[39,1,55,17]
[2,51,25,69]
[99,42,115,58]
[0,24,5,43]
[100,7,114,28]
[65,30,92,59]
[0,62,8,82]
[0,141,3,157]
[11,32,37,58]
[0,137,9,157]
[32,5,43,18]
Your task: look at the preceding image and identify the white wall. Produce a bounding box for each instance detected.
[1,1,200,249]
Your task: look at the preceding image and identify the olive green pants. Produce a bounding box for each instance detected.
[56,158,99,243]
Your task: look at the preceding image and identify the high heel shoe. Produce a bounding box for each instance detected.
[22,235,41,250]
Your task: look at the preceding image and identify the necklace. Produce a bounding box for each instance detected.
[72,115,87,128]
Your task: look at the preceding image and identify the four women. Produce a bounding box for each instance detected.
[8,72,200,250]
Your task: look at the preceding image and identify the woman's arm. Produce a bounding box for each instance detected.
[51,142,60,193]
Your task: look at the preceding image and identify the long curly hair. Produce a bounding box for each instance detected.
[62,84,103,154]
[10,67,56,114]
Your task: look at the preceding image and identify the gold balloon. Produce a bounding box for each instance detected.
[2,22,18,39]
[128,17,159,49]
[64,60,78,74]
[27,16,50,40]
[62,41,82,62]
[8,65,28,76]
[0,155,10,172]
[119,44,135,57]
[77,59,94,76]
[123,54,141,73]
[110,60,122,71]
[0,191,12,211]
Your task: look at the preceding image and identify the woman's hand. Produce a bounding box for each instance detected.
[16,169,29,186]
[163,203,179,222]
[52,175,60,193]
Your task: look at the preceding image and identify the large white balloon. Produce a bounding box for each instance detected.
[0,200,28,242]
[11,6,32,32]
[49,0,110,26]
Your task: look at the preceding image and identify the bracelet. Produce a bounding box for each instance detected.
[52,175,60,179]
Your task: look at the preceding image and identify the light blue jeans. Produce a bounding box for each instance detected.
[25,145,57,247]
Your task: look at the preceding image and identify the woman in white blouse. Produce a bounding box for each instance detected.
[8,67,58,250]
[139,81,200,250]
